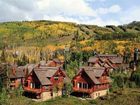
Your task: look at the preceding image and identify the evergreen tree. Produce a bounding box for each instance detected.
[0,50,6,62]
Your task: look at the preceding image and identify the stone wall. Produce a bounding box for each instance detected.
[41,91,52,101]
[41,90,62,101]
[90,89,109,99]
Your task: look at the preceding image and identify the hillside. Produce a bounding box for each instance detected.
[0,20,140,48]
[0,20,140,63]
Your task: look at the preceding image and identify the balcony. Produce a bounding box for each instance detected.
[72,87,92,93]
[23,87,42,94]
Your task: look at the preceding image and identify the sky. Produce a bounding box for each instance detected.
[0,0,140,26]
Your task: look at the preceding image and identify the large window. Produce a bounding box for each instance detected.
[79,83,82,88]
[24,81,28,87]
[35,83,41,89]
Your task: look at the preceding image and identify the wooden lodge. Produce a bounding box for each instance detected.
[88,56,114,70]
[88,54,129,72]
[23,66,70,101]
[39,59,64,68]
[9,65,26,89]
[72,67,111,99]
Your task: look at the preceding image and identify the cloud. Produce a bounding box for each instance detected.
[2,0,36,11]
[0,0,137,26]
[37,0,97,17]
[96,5,121,15]
[120,6,140,24]
[43,15,120,26]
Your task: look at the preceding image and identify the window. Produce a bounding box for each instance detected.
[77,82,82,88]
[83,83,87,89]
[35,83,41,89]
[73,82,75,87]
[96,93,98,96]
[54,76,59,80]
[77,83,79,88]
[79,83,82,88]
[30,83,33,88]
[24,81,28,87]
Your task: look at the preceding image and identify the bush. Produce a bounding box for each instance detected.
[130,70,140,87]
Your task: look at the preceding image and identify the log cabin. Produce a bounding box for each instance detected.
[23,66,70,101]
[72,67,111,99]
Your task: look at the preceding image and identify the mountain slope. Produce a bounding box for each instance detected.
[0,20,139,48]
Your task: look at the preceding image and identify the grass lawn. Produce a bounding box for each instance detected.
[7,88,140,105]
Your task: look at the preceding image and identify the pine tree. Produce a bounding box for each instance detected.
[0,50,6,62]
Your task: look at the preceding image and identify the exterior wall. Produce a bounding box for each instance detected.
[90,89,109,99]
[41,91,52,101]
[10,78,23,89]
[40,90,62,101]
[53,90,62,97]
[48,61,57,67]
[50,69,65,86]
[94,63,101,67]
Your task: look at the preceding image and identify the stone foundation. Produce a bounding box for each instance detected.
[40,90,62,101]
[90,89,109,99]
[41,91,52,101]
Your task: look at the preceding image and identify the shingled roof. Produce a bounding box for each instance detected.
[33,67,70,86]
[84,70,100,84]
[9,66,25,79]
[109,57,123,64]
[79,67,107,84]
[34,67,59,77]
[97,54,118,58]
[34,70,52,85]
[88,57,99,63]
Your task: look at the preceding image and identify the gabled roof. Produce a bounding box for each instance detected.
[34,67,59,77]
[53,58,63,63]
[99,58,107,62]
[34,70,52,85]
[88,57,99,63]
[109,57,123,64]
[9,66,25,79]
[96,54,118,57]
[25,64,37,74]
[33,67,69,85]
[84,70,100,84]
[79,67,107,84]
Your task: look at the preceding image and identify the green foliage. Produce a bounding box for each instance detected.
[17,54,29,66]
[66,61,79,79]
[0,20,139,48]
[110,72,130,90]
[64,83,72,97]
[0,88,9,105]
[130,67,140,87]
[114,75,125,88]
[0,49,6,62]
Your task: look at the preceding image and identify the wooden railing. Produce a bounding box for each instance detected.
[23,87,42,94]
[72,87,92,93]
[73,85,109,93]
